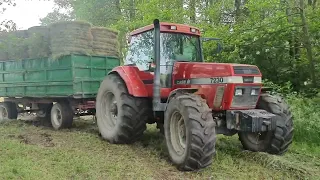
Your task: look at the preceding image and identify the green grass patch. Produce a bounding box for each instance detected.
[288,96,320,145]
[0,118,319,180]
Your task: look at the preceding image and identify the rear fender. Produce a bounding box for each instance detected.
[165,88,198,111]
[108,66,149,97]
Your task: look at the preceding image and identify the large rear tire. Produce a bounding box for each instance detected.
[238,93,294,155]
[96,74,149,144]
[164,93,216,171]
[0,102,18,121]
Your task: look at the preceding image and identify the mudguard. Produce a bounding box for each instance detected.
[108,66,149,97]
[165,88,199,110]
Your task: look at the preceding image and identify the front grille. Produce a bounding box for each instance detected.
[231,86,259,108]
[233,66,260,75]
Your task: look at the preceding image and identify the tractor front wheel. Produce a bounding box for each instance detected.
[96,74,149,144]
[238,93,294,155]
[164,93,216,171]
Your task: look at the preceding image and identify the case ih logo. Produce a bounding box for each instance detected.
[175,77,225,85]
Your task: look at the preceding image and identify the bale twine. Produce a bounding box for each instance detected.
[26,26,50,59]
[6,30,29,60]
[49,21,93,59]
[91,27,119,57]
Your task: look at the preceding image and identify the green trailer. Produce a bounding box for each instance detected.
[0,54,120,129]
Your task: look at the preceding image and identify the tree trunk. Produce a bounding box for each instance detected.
[189,0,196,23]
[129,0,135,21]
[299,0,317,87]
[235,0,241,21]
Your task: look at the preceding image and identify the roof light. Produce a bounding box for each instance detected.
[170,26,177,30]
[190,28,196,33]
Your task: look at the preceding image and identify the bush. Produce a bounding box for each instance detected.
[262,79,320,145]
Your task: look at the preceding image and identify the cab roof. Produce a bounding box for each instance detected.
[129,22,201,37]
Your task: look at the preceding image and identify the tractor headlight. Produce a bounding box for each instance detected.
[251,88,259,96]
[235,88,243,96]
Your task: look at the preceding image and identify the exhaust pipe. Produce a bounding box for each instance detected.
[153,19,161,111]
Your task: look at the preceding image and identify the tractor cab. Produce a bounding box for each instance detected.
[124,22,203,87]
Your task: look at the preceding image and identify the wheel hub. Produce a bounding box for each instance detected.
[170,111,187,156]
[101,91,118,128]
[52,109,62,126]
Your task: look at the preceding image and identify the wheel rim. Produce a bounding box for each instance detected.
[170,111,186,156]
[246,132,268,145]
[0,106,8,120]
[52,108,62,126]
[101,91,118,128]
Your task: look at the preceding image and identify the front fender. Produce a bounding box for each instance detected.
[165,88,198,110]
[108,66,149,97]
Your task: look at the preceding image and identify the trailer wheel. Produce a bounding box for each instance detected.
[0,102,18,121]
[238,93,294,155]
[164,93,216,171]
[96,74,149,144]
[50,102,73,130]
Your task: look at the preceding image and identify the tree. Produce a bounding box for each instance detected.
[0,0,17,31]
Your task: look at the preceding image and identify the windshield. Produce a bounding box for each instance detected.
[124,30,202,71]
[160,33,202,64]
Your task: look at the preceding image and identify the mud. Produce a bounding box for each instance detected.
[15,133,55,147]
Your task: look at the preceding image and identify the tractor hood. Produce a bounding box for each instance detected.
[172,62,262,85]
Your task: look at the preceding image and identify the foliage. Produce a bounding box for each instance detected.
[0,0,16,31]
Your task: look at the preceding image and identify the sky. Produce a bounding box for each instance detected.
[0,1,55,30]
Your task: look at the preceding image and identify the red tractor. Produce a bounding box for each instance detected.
[95,19,294,171]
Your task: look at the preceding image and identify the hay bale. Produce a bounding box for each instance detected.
[26,26,50,59]
[49,21,93,59]
[91,27,118,40]
[6,30,29,60]
[91,27,119,57]
[0,32,9,61]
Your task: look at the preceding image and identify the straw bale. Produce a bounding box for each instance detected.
[90,27,119,57]
[91,27,118,40]
[49,21,93,58]
[26,26,50,59]
[0,32,9,60]
[5,30,29,60]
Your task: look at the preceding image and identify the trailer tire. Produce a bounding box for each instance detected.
[50,102,73,130]
[164,93,216,171]
[96,74,148,144]
[0,102,18,121]
[238,93,294,155]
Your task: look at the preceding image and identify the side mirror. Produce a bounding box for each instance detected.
[201,37,223,54]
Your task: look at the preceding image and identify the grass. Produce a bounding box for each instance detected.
[0,113,319,180]
[287,96,320,145]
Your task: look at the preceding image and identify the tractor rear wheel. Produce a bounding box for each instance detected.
[96,74,149,144]
[238,93,294,155]
[164,93,216,171]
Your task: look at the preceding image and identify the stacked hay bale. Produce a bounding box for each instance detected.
[0,32,9,61]
[49,21,93,59]
[26,26,50,59]
[91,27,119,57]
[6,30,29,60]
